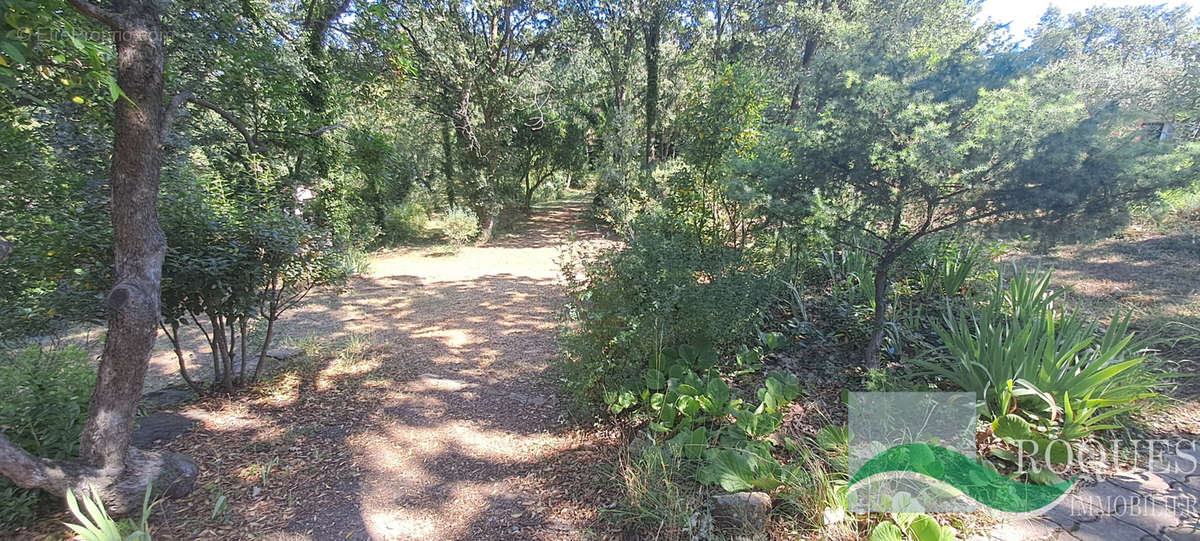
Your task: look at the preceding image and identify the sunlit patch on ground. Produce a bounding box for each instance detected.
[96,201,624,540]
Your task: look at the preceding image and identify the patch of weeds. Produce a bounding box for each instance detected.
[205,483,232,523]
[334,333,374,367]
[290,335,334,363]
[341,248,372,276]
[773,428,853,537]
[608,442,707,540]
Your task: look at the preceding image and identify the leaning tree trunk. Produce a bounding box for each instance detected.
[0,0,196,514]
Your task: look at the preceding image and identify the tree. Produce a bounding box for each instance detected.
[512,109,589,212]
[380,0,562,240]
[641,0,666,169]
[0,0,197,512]
[159,203,347,393]
[775,0,1200,367]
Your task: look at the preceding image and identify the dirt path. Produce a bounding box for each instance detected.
[321,201,609,540]
[145,200,621,540]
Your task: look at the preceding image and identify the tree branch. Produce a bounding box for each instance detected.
[67,0,126,30]
[165,91,344,151]
[163,92,264,154]
[0,433,83,495]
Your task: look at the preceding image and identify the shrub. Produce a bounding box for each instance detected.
[0,344,94,528]
[560,213,782,406]
[606,341,806,536]
[441,206,480,248]
[916,268,1158,440]
[160,197,348,393]
[381,201,429,244]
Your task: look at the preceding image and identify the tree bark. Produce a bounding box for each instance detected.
[441,120,456,208]
[642,5,662,170]
[864,260,892,370]
[0,0,197,514]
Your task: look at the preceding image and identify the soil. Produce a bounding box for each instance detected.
[16,200,626,540]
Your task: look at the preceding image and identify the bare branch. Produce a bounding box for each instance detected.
[161,91,194,139]
[187,96,263,153]
[163,92,265,154]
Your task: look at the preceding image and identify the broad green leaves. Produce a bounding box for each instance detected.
[0,1,120,105]
[601,341,806,495]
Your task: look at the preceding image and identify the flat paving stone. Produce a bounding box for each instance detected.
[981,453,1200,541]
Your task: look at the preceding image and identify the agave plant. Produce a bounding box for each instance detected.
[916,268,1157,439]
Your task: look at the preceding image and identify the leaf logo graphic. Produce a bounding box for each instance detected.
[848,443,1075,514]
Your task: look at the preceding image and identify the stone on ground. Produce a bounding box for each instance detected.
[710,491,772,537]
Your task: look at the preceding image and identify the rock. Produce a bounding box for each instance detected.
[709,492,772,536]
[264,347,304,360]
[140,388,196,411]
[131,412,199,447]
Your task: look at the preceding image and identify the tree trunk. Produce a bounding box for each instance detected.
[477,212,497,244]
[642,6,662,170]
[252,312,278,384]
[441,121,456,208]
[0,0,196,514]
[864,258,893,369]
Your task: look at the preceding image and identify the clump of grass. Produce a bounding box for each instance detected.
[343,248,373,276]
[608,441,707,540]
[773,428,854,539]
[334,333,374,367]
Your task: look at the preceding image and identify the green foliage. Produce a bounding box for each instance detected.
[869,513,957,541]
[160,188,348,390]
[0,112,110,340]
[0,0,122,105]
[63,484,154,541]
[381,201,430,244]
[926,242,984,298]
[440,207,480,248]
[561,213,781,406]
[916,268,1158,440]
[0,344,94,528]
[600,339,806,498]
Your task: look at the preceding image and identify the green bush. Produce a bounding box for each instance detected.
[160,196,348,392]
[381,201,429,244]
[0,344,94,528]
[560,213,782,406]
[441,206,480,248]
[916,268,1158,440]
